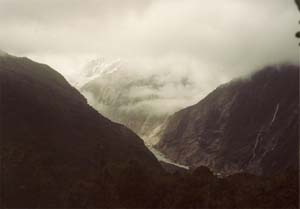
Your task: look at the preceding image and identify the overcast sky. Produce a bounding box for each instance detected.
[0,0,298,84]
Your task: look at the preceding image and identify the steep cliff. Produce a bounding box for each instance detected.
[156,65,299,176]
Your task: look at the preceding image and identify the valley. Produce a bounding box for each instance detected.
[0,53,298,208]
[76,59,299,176]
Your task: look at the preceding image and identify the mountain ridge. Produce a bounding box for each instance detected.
[156,64,299,176]
[0,54,162,207]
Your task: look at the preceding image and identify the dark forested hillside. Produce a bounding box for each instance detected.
[0,54,162,207]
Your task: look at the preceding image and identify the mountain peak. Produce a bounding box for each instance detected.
[83,57,125,77]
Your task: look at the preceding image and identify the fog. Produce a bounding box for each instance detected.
[0,0,298,112]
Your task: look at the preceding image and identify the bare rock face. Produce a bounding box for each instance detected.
[0,55,162,208]
[156,65,299,176]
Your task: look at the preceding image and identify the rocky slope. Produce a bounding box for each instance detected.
[156,65,299,176]
[0,54,162,208]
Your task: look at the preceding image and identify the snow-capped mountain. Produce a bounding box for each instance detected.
[75,58,124,88]
[76,57,201,147]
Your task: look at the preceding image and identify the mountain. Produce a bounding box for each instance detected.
[156,65,299,176]
[0,54,162,208]
[0,55,298,208]
[77,58,200,146]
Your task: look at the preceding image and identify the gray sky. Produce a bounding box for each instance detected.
[0,0,298,84]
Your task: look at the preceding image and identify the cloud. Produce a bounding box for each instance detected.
[0,0,298,92]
